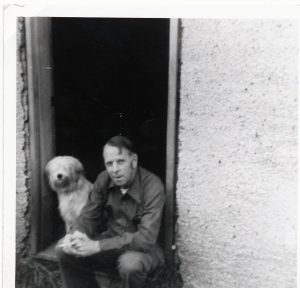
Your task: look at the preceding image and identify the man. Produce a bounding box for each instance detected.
[56,135,165,288]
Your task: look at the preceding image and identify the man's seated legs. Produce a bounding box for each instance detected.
[56,245,164,288]
[56,245,100,288]
[56,244,120,288]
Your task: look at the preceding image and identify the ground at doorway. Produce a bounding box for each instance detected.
[16,257,183,288]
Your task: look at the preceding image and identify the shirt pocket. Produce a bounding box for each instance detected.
[131,203,143,229]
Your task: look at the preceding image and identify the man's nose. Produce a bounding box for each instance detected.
[112,162,119,172]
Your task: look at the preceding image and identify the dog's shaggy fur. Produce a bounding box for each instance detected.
[45,156,93,233]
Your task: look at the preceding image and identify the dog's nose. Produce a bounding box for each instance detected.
[57,173,63,180]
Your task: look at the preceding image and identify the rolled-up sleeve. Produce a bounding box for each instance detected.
[99,177,165,252]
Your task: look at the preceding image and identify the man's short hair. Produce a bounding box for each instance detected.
[104,135,136,155]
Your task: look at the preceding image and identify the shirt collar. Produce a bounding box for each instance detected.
[108,167,141,204]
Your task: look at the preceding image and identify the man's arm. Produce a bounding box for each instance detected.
[70,172,108,237]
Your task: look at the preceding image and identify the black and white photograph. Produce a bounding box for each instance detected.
[2,3,299,288]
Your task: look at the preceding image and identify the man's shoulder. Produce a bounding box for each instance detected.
[139,167,164,191]
[139,167,165,205]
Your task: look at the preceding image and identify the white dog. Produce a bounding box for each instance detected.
[45,156,93,234]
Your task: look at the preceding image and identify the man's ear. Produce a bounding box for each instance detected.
[131,153,138,169]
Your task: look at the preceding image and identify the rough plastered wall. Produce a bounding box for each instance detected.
[177,19,297,288]
[16,17,31,257]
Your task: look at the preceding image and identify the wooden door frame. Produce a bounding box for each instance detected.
[25,17,180,261]
[25,17,55,254]
[164,18,180,264]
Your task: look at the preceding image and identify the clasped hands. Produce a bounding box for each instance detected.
[58,230,101,257]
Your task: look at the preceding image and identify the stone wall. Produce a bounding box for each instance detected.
[177,19,297,288]
[16,17,31,257]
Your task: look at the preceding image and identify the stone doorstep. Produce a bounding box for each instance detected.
[34,245,121,288]
[33,257,171,288]
[32,244,176,288]
[34,257,121,288]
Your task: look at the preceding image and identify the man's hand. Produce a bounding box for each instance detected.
[69,231,101,256]
[58,231,101,257]
[57,233,81,256]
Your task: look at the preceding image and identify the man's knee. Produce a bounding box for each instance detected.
[118,251,145,275]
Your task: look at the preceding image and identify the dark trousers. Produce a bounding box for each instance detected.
[56,246,164,288]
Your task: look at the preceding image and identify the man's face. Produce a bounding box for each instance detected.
[103,145,137,188]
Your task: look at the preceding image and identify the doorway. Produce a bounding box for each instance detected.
[25,17,179,261]
[52,18,169,181]
[51,17,170,240]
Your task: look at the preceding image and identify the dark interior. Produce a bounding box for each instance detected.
[51,18,170,239]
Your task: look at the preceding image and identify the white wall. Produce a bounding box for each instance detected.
[177,19,297,288]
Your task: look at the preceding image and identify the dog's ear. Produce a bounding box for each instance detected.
[74,160,84,175]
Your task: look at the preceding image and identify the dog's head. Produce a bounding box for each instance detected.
[45,156,84,193]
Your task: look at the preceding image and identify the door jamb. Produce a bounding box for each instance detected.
[164,18,180,264]
[25,17,55,254]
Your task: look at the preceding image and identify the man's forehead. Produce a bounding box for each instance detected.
[103,145,130,156]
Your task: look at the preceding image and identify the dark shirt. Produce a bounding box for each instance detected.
[75,166,165,253]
